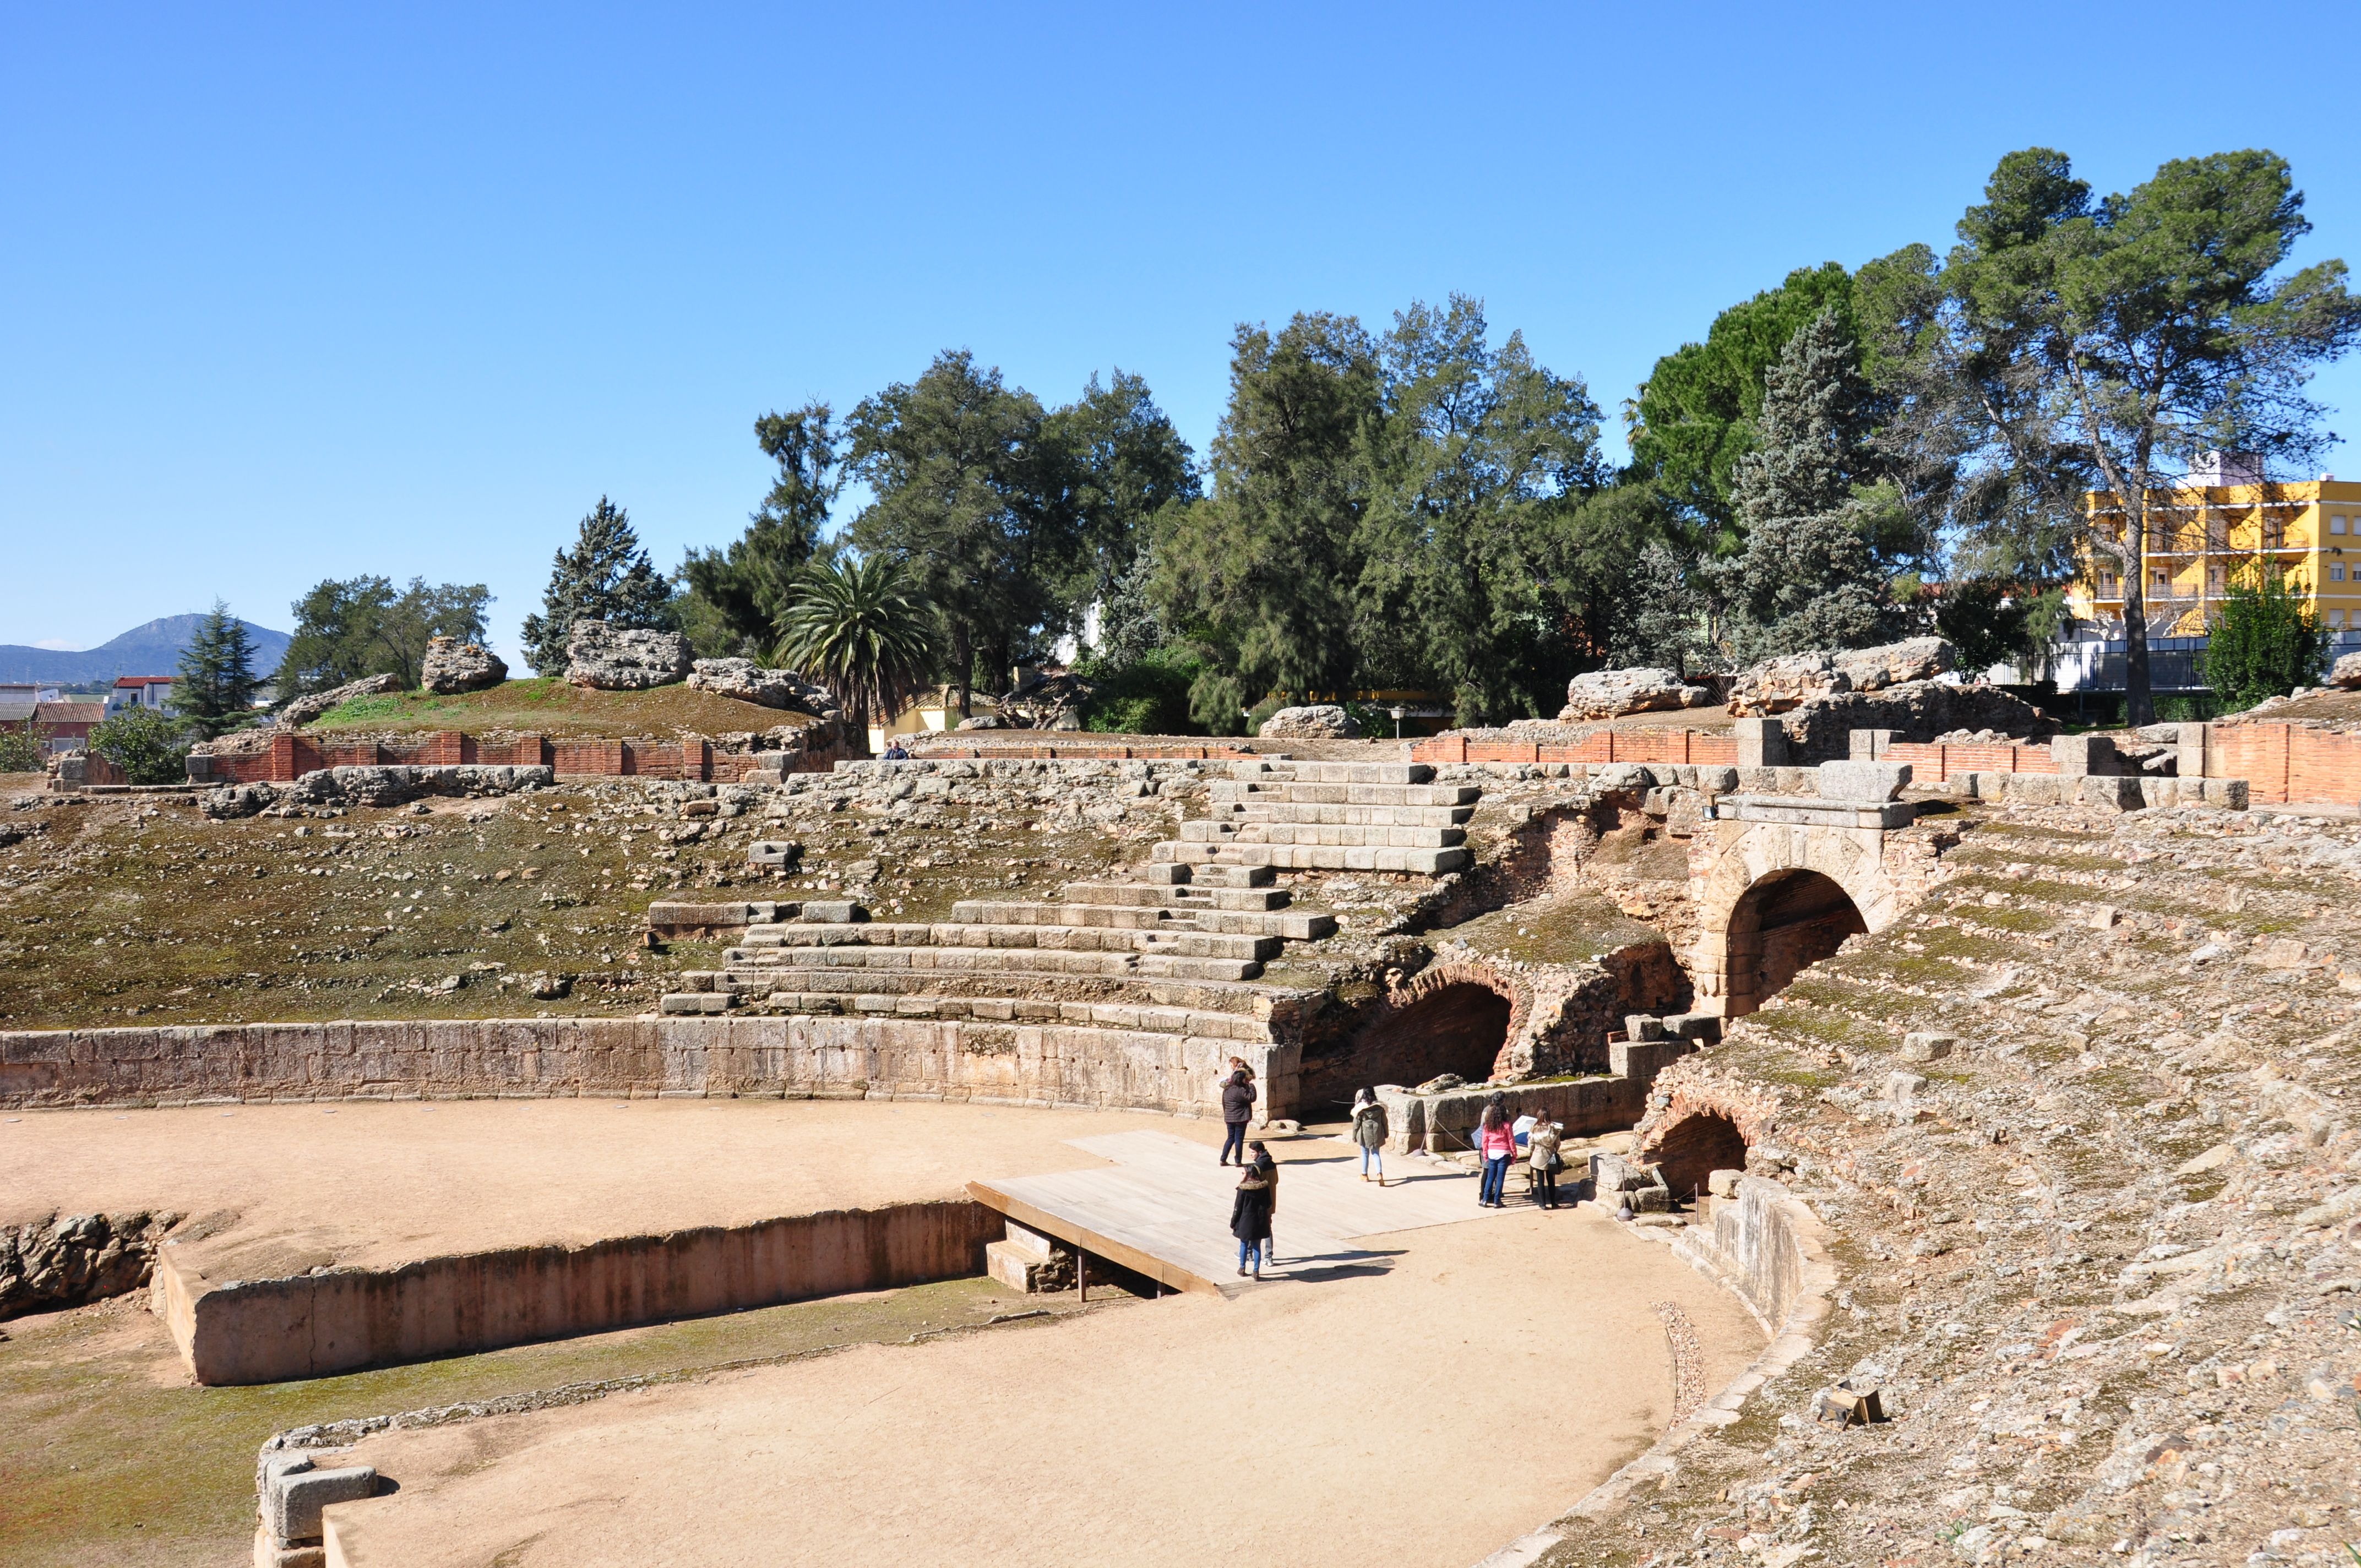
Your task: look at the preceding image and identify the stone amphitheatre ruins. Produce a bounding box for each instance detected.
[3,633,2359,1568]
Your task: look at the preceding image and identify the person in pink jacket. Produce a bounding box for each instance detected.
[1475,1104,1517,1208]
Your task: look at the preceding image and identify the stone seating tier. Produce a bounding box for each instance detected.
[735,921,1278,963]
[659,759,1484,1050]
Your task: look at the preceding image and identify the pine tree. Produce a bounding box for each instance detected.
[168,599,260,739]
[1606,542,1715,676]
[1715,308,1895,660]
[521,498,675,673]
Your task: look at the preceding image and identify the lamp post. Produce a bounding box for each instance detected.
[1389,704,1405,740]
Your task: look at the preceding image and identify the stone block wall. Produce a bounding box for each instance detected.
[0,1014,1299,1121]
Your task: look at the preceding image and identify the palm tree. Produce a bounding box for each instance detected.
[773,554,938,755]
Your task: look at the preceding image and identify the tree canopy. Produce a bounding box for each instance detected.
[521,498,674,674]
[276,576,492,695]
[1867,146,2359,720]
[682,402,841,656]
[170,600,260,739]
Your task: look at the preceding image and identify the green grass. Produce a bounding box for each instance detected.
[304,678,821,741]
[0,1277,1107,1568]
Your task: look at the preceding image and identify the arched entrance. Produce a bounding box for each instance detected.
[1303,966,1526,1109]
[1721,869,1864,1016]
[1650,1110,1750,1202]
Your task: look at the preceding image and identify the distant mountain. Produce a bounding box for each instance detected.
[0,615,293,687]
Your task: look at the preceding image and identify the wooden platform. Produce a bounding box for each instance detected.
[967,1130,1509,1297]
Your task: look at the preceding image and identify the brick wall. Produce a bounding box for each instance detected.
[2210,722,2361,805]
[1411,730,1741,767]
[1878,741,2058,781]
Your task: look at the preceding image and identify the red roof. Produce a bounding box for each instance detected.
[36,702,105,724]
[115,676,174,688]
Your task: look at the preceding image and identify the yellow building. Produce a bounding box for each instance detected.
[2070,456,2361,634]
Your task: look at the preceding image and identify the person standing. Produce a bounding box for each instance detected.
[1526,1114,1564,1208]
[1350,1088,1389,1185]
[1230,1163,1273,1280]
[1248,1140,1279,1261]
[1218,1066,1255,1166]
[1475,1103,1516,1208]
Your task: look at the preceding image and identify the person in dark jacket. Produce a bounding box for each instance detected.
[1218,1068,1255,1165]
[1230,1165,1273,1279]
[1248,1140,1279,1261]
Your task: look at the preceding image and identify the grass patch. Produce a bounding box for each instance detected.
[0,1276,1100,1568]
[304,678,820,742]
[0,786,1141,1029]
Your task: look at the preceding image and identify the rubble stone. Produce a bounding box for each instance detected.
[685,659,841,718]
[2332,651,2361,689]
[1558,667,1714,722]
[419,638,507,695]
[564,622,692,690]
[1258,704,1361,739]
[278,674,402,727]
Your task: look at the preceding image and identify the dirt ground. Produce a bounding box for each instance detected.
[329,1201,1762,1568]
[1,1099,1202,1281]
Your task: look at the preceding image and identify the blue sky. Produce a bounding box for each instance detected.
[6,2,2360,667]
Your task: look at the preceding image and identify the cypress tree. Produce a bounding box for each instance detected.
[168,600,260,739]
[521,498,675,673]
[1716,308,1896,660]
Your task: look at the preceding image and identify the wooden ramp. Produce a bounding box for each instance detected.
[967,1130,1506,1298]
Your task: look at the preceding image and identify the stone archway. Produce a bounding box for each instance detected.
[1650,1110,1750,1202]
[1309,963,1528,1107]
[1690,818,1903,1018]
[1722,869,1865,1014]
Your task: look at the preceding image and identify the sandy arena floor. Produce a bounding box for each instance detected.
[0,1099,1197,1281]
[328,1200,1761,1568]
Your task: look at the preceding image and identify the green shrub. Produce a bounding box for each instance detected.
[89,707,192,785]
[1079,649,1204,736]
[0,720,45,774]
[2203,560,2327,711]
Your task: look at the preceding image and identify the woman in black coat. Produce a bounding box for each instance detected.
[1230,1166,1274,1280]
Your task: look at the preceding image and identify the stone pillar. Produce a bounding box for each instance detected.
[1734,717,1788,769]
[2050,734,2117,777]
[1847,728,1895,761]
[2175,722,2207,779]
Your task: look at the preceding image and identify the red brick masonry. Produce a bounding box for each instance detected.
[202,731,828,785]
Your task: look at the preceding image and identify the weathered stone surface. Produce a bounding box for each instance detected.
[1731,637,1956,716]
[0,1209,176,1319]
[202,765,552,818]
[686,659,840,718]
[1816,760,1911,802]
[268,1463,378,1544]
[419,638,507,695]
[2333,651,2361,689]
[1259,704,1361,739]
[1778,681,2055,764]
[955,714,1004,729]
[278,674,402,727]
[1899,1031,1955,1063]
[564,622,692,690]
[1558,667,1714,722]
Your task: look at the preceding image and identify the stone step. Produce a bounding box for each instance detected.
[711,943,1262,983]
[948,899,1334,943]
[1226,760,1431,785]
[734,921,1277,962]
[1155,841,1470,876]
[1208,781,1478,807]
[710,978,1280,1039]
[1207,801,1474,827]
[1177,820,1465,849]
[1135,862,1275,888]
[1057,880,1292,912]
[947,900,1330,942]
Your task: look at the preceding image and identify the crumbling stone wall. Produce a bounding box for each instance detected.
[0,1210,178,1319]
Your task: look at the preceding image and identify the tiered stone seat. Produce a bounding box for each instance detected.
[1154,760,1474,875]
[657,759,1485,1101]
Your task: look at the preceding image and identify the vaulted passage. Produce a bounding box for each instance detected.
[1721,869,1866,1017]
[1315,982,1514,1105]
[1651,1111,1749,1202]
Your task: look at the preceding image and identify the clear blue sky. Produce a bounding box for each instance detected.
[7,2,2360,666]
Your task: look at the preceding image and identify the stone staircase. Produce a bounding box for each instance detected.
[654,759,1480,1114]
[1160,759,1474,876]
